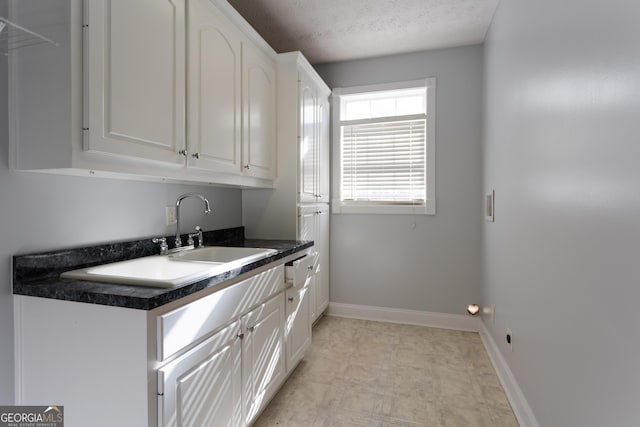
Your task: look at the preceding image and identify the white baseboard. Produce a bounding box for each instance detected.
[326,302,539,427]
[14,296,23,405]
[327,302,483,332]
[479,324,540,427]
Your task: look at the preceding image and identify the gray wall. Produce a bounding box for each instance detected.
[0,61,243,403]
[316,46,483,315]
[483,1,640,425]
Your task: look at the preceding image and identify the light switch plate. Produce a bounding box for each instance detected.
[485,190,495,222]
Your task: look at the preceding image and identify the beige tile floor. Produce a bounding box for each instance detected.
[254,316,519,427]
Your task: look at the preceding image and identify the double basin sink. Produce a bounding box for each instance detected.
[61,246,278,288]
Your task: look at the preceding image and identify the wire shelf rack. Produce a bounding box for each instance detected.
[0,16,59,56]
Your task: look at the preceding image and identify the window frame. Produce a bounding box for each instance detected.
[331,78,436,215]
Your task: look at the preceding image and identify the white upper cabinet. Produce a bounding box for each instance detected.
[242,43,277,180]
[318,96,331,203]
[298,67,331,204]
[85,0,186,165]
[10,0,276,188]
[187,0,242,174]
[299,72,318,203]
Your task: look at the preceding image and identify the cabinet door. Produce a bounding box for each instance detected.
[158,321,242,427]
[299,206,330,321]
[86,0,186,165]
[285,285,311,372]
[299,71,318,203]
[243,43,276,180]
[315,205,330,315]
[317,95,331,203]
[242,293,286,425]
[298,208,318,320]
[187,0,242,174]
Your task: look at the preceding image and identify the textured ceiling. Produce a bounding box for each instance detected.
[227,0,501,64]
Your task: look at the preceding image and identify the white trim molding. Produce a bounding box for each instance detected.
[331,78,436,216]
[326,302,540,427]
[327,302,482,332]
[13,296,24,404]
[479,324,541,427]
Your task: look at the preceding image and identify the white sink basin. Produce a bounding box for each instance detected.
[168,246,278,264]
[61,255,223,288]
[60,247,278,288]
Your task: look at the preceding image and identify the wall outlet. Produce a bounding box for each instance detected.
[165,206,177,226]
[506,328,513,352]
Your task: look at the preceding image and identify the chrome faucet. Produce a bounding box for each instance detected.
[175,193,211,248]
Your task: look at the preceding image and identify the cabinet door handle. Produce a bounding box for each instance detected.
[178,149,188,156]
[247,326,255,332]
[244,164,251,170]
[288,297,294,302]
[236,333,245,340]
[192,152,200,159]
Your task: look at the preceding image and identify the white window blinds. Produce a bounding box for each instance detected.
[338,86,428,206]
[342,117,426,204]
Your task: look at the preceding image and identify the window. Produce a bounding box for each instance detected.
[332,79,436,215]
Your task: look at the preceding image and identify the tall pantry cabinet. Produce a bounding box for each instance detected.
[243,52,331,322]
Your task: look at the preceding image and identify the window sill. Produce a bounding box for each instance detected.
[332,201,435,215]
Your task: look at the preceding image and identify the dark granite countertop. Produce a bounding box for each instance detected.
[13,227,313,310]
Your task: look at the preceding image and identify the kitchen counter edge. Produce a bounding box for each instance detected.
[13,228,313,311]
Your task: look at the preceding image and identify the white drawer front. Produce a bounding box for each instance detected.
[157,265,284,361]
[285,252,318,287]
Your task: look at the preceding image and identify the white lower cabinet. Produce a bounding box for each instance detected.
[158,321,243,427]
[15,259,313,427]
[285,284,311,371]
[284,252,316,372]
[315,207,330,315]
[299,205,330,322]
[241,294,286,425]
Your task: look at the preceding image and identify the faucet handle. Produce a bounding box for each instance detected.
[152,237,169,255]
[188,226,205,248]
[196,226,204,248]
